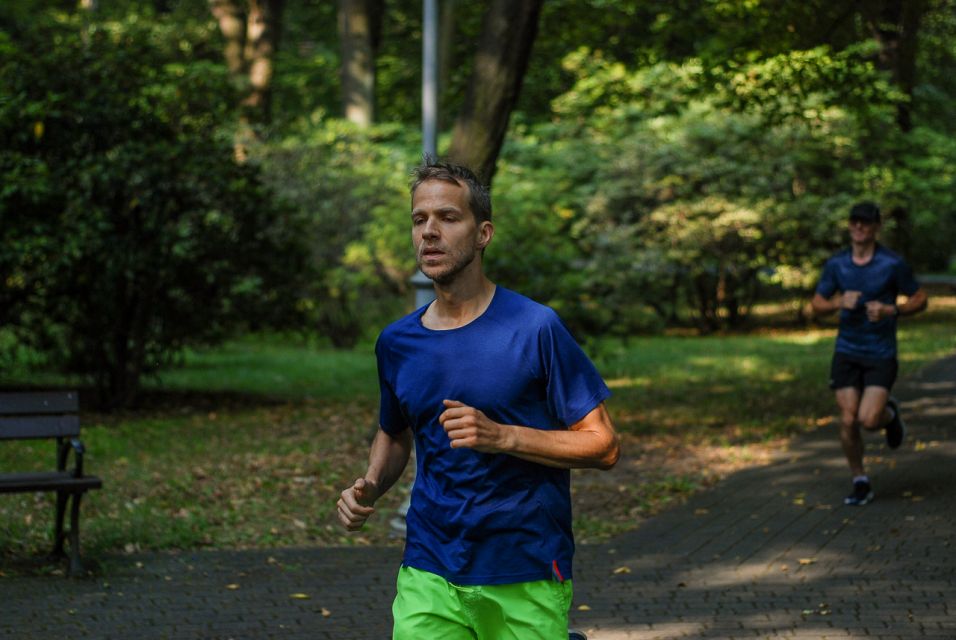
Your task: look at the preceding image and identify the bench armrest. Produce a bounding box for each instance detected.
[57,437,87,477]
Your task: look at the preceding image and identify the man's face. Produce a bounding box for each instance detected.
[848,217,880,245]
[411,179,492,285]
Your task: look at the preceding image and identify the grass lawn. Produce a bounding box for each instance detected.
[1,295,954,571]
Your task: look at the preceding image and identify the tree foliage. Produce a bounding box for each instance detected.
[0,13,310,407]
[252,122,413,347]
[490,44,956,334]
[2,0,956,380]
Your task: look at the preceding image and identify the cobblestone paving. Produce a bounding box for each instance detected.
[2,356,954,640]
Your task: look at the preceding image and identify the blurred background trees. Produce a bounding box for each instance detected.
[2,0,955,406]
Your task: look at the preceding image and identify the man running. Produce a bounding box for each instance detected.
[337,159,620,639]
[811,202,927,506]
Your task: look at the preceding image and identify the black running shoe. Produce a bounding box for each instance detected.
[844,480,874,506]
[885,396,906,449]
[569,632,588,640]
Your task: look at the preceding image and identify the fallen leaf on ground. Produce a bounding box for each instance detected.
[290,593,310,599]
[612,566,631,574]
[577,604,591,611]
[798,558,816,565]
[225,583,240,590]
[321,608,331,618]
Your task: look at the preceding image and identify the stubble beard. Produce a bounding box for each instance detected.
[418,247,478,286]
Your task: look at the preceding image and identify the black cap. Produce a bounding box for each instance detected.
[849,202,881,223]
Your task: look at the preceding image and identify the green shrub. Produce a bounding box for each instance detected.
[0,14,311,408]
[492,51,956,334]
[253,122,416,346]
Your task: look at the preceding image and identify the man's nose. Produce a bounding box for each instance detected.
[422,218,439,238]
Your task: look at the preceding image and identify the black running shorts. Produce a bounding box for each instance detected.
[829,352,898,391]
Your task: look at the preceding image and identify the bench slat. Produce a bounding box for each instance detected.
[0,391,79,415]
[0,471,102,494]
[0,415,81,440]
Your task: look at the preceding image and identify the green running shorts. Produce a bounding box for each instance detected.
[392,565,574,639]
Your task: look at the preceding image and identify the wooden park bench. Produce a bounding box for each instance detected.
[0,391,102,575]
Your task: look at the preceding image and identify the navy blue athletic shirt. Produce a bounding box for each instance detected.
[815,244,920,359]
[375,286,611,585]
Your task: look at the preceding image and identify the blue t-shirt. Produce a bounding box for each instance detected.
[815,245,920,359]
[375,286,611,586]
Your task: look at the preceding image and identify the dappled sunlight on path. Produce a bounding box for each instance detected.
[571,354,956,639]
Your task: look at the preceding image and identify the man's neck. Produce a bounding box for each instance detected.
[423,272,496,330]
[851,240,876,264]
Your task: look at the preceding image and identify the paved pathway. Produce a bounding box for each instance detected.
[2,356,954,640]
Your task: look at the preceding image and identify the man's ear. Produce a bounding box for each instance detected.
[477,221,494,250]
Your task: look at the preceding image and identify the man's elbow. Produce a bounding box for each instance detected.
[915,292,929,313]
[809,295,830,316]
[596,433,621,470]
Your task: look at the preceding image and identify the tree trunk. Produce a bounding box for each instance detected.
[447,0,543,185]
[242,0,285,126]
[210,0,247,76]
[861,0,926,258]
[338,0,382,128]
[863,0,926,132]
[210,0,284,133]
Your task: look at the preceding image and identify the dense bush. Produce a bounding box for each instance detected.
[0,15,311,407]
[253,122,416,347]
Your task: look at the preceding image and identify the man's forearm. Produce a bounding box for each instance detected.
[811,293,839,315]
[506,427,620,470]
[503,405,620,470]
[897,288,928,316]
[364,429,413,500]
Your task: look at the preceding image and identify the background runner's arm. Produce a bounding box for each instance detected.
[811,291,859,314]
[440,401,620,470]
[865,287,929,321]
[811,293,837,314]
[896,287,928,316]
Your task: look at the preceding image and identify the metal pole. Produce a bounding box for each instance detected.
[394,14,439,536]
[422,0,438,157]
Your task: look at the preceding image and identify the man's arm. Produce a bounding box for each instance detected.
[812,291,860,315]
[439,400,620,470]
[898,287,928,315]
[336,428,413,531]
[865,287,928,322]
